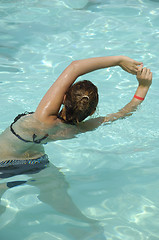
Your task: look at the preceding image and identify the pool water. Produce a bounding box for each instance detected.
[0,0,159,239]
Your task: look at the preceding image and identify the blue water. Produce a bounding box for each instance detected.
[0,0,159,239]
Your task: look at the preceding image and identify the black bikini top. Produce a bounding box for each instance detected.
[10,112,48,144]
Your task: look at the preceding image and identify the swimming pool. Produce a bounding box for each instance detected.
[0,0,159,239]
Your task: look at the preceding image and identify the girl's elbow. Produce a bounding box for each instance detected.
[70,60,79,68]
[68,60,80,75]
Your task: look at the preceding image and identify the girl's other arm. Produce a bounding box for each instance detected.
[104,66,152,123]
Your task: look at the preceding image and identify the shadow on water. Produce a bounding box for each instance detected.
[0,162,106,240]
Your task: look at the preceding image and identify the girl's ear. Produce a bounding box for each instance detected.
[63,94,66,104]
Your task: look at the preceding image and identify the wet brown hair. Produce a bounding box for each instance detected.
[64,80,98,124]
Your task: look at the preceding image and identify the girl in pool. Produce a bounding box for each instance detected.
[0,55,152,167]
[0,55,152,225]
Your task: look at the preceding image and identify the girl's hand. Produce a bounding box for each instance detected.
[119,56,143,75]
[137,65,152,87]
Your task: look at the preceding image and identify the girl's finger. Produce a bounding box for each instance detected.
[137,64,143,74]
[134,65,140,71]
[148,71,152,80]
[150,72,153,80]
[145,68,150,78]
[141,67,147,76]
[134,61,143,66]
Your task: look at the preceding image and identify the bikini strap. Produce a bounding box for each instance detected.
[32,133,49,144]
[13,111,34,123]
[10,122,33,143]
[10,112,48,144]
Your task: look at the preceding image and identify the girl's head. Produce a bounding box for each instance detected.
[63,80,98,124]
